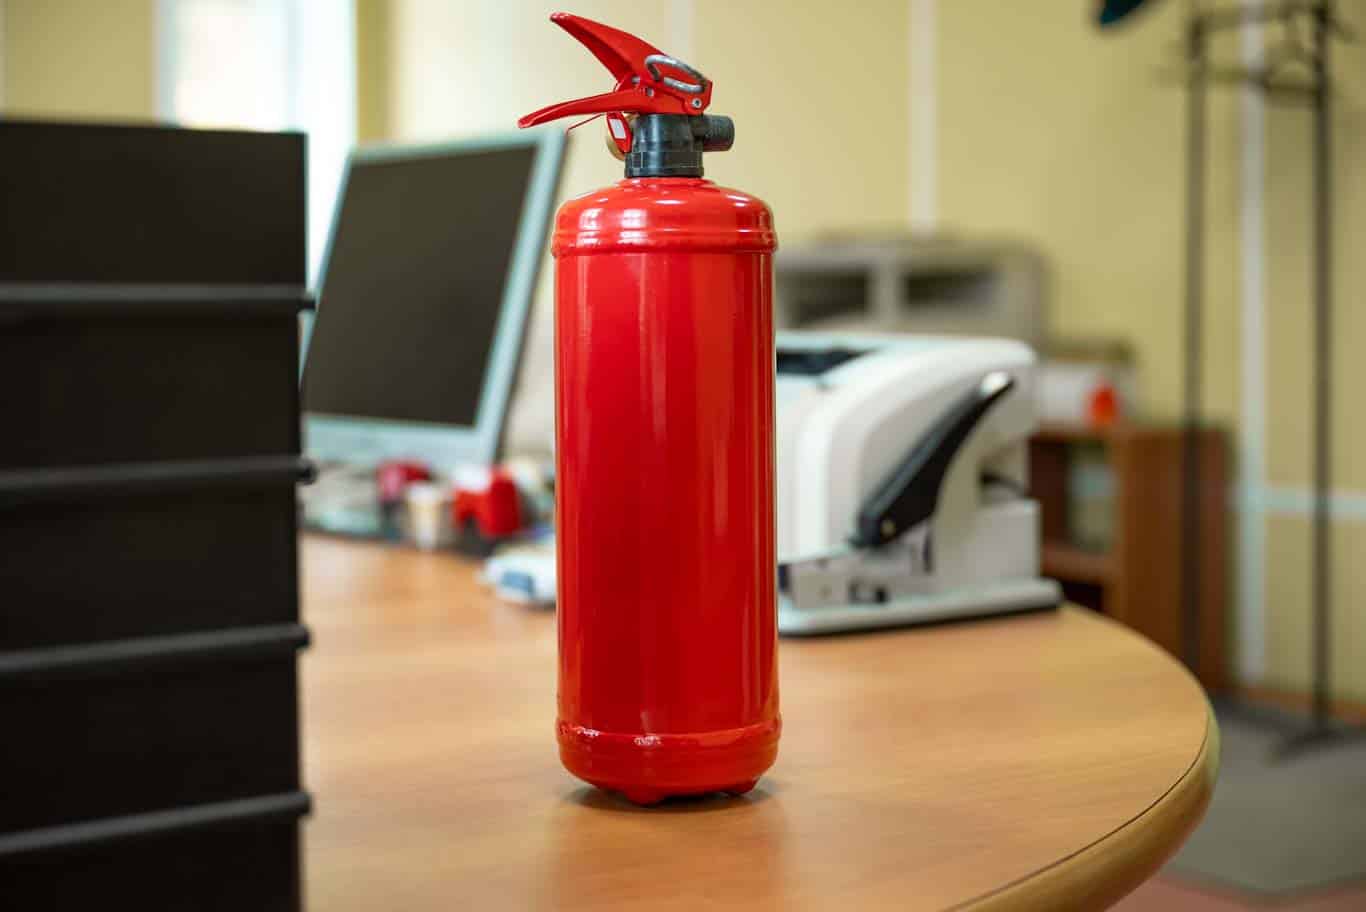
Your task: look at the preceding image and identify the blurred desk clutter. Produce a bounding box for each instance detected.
[298,130,564,560]
[1,120,310,910]
[302,457,552,556]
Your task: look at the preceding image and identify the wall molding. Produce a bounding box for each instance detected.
[1255,485,1366,523]
[909,0,936,231]
[1238,0,1268,680]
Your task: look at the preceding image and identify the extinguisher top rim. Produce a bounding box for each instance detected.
[552,178,777,257]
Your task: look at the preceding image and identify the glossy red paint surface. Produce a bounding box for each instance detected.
[553,178,779,803]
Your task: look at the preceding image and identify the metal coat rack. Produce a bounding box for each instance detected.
[1173,0,1356,756]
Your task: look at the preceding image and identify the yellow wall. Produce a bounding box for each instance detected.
[691,0,911,243]
[933,1,1366,700]
[1265,517,1366,701]
[356,0,391,142]
[1,0,155,121]
[937,1,1243,424]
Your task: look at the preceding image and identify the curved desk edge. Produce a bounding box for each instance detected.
[963,611,1221,911]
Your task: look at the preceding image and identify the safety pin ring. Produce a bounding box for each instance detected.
[644,54,709,95]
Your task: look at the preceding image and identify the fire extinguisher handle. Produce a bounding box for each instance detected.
[518,90,652,130]
[517,12,715,130]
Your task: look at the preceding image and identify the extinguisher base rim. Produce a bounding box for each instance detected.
[557,716,780,803]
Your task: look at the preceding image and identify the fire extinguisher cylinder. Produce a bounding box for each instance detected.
[519,11,780,807]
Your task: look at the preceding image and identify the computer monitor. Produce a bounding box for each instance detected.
[302,129,565,468]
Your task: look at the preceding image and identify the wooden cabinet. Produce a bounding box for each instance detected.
[1029,423,1228,691]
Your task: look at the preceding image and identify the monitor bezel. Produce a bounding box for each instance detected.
[302,127,565,469]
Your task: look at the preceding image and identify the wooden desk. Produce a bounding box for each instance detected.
[301,536,1217,910]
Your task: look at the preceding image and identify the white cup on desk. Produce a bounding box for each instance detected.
[404,481,448,551]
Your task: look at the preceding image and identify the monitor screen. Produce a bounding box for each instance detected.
[303,143,538,428]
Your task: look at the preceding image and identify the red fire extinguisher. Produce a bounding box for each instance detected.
[519,12,779,805]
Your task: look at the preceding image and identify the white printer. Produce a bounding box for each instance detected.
[775,332,1058,633]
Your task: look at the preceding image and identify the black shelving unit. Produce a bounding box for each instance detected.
[0,120,313,910]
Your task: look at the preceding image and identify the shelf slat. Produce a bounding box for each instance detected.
[1041,542,1116,585]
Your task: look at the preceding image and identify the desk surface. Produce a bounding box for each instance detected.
[301,536,1217,911]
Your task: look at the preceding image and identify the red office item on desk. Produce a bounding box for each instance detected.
[375,459,432,505]
[452,467,523,539]
[521,12,779,805]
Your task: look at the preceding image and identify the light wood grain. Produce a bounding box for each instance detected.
[300,536,1216,911]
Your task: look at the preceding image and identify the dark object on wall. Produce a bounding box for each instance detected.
[0,119,311,909]
[1097,0,1159,28]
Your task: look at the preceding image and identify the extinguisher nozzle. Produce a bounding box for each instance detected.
[699,115,735,153]
[626,114,736,178]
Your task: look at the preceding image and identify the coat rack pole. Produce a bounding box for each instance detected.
[1180,9,1208,678]
[1308,0,1333,732]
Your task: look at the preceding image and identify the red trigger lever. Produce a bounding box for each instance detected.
[516,12,714,154]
